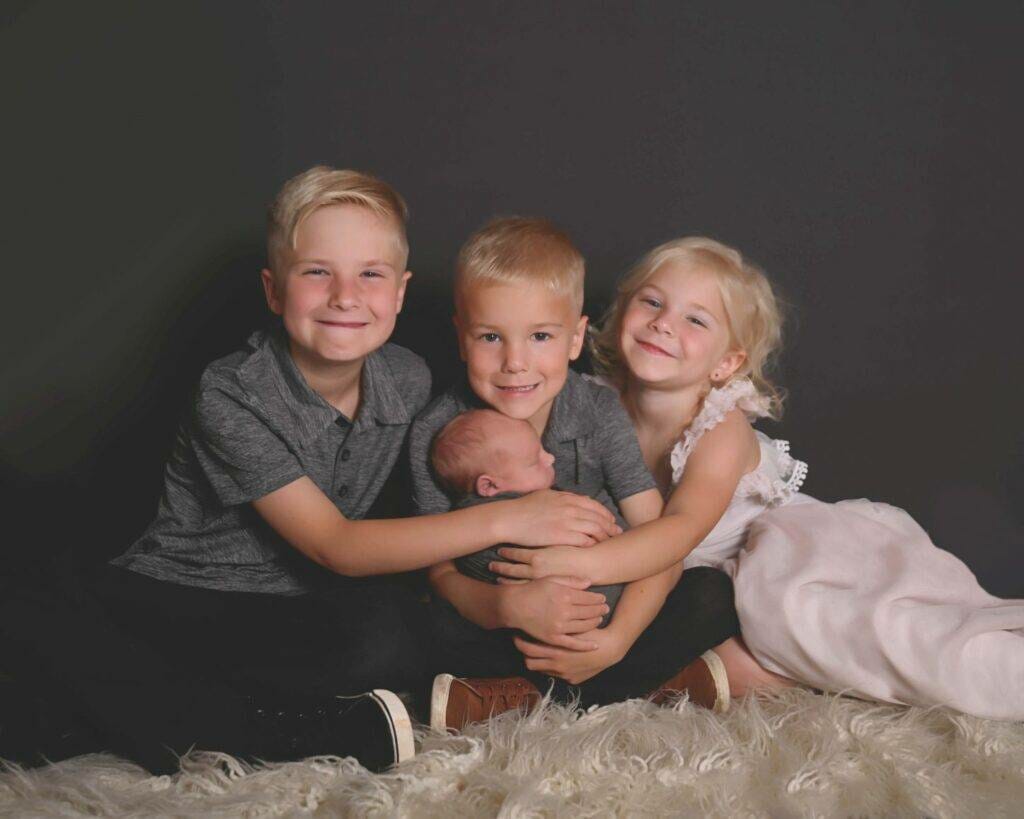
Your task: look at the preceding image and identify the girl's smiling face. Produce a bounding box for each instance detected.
[619,261,743,390]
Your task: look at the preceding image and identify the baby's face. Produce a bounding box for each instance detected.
[487,419,557,494]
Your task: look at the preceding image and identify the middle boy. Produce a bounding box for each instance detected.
[410,217,740,730]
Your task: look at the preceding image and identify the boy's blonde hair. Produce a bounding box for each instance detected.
[591,237,785,418]
[455,217,585,315]
[267,165,409,271]
[432,410,530,495]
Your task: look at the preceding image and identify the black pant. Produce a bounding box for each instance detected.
[429,566,740,708]
[0,562,428,773]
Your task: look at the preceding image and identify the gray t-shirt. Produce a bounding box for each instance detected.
[113,328,431,595]
[410,369,656,614]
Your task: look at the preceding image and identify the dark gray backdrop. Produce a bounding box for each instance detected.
[3,2,1021,595]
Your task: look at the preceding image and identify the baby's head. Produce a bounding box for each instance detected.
[432,409,557,498]
[591,237,785,417]
[452,217,589,430]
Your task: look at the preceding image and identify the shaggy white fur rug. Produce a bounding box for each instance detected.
[3,689,1023,818]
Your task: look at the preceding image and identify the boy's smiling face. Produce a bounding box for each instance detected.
[261,204,410,377]
[455,281,588,435]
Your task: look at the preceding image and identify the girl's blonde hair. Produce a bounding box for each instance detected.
[591,236,785,418]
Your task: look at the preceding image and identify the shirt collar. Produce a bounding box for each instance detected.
[543,368,598,443]
[263,328,410,439]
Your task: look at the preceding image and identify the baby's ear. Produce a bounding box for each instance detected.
[476,475,501,497]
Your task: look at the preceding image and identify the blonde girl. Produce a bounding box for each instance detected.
[494,237,1024,720]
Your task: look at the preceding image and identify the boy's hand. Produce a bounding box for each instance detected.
[500,578,609,650]
[513,627,627,685]
[498,490,620,548]
[491,544,596,583]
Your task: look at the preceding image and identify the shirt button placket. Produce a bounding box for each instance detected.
[334,424,353,503]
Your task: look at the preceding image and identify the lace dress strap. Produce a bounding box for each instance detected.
[670,378,772,485]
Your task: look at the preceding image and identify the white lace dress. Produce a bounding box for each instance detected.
[673,379,1024,721]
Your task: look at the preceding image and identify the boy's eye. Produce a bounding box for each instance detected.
[361,269,383,279]
[641,297,661,309]
[304,267,329,276]
[531,331,552,342]
[687,316,708,328]
[479,332,500,343]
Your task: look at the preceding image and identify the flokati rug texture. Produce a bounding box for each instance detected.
[3,689,1024,817]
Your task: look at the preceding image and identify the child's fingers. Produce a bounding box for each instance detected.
[567,506,621,536]
[548,576,592,589]
[524,658,560,675]
[565,616,604,633]
[494,548,535,565]
[572,603,609,621]
[565,493,617,523]
[568,588,607,605]
[489,561,532,579]
[543,633,599,652]
[561,531,601,547]
[513,636,556,658]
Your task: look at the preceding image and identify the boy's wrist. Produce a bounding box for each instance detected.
[601,622,632,662]
[494,581,518,629]
[487,497,514,545]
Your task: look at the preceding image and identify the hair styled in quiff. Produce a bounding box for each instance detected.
[591,236,786,418]
[431,409,531,495]
[266,165,409,271]
[454,216,585,315]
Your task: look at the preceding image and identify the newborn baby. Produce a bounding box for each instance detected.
[431,408,623,624]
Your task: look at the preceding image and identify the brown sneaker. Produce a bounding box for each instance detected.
[430,674,542,732]
[649,650,731,713]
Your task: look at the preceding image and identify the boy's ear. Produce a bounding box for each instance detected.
[476,474,501,497]
[394,270,412,314]
[261,269,283,315]
[568,315,589,361]
[453,313,468,362]
[713,349,747,384]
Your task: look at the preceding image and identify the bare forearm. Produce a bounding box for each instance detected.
[583,514,703,585]
[605,563,683,650]
[320,504,506,576]
[429,562,508,629]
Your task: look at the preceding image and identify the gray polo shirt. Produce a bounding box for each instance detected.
[409,369,656,589]
[113,328,431,595]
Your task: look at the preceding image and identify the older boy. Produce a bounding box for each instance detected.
[410,218,740,730]
[1,170,617,773]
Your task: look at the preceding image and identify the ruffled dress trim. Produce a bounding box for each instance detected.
[670,378,808,507]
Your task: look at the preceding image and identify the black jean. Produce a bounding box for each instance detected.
[0,562,429,773]
[429,566,740,707]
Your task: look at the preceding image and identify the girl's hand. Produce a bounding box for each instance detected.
[513,628,627,685]
[498,490,620,548]
[500,577,609,650]
[491,544,596,583]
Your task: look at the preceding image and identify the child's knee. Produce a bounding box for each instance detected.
[684,567,735,609]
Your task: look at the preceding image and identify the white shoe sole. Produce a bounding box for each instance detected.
[701,650,731,713]
[368,689,415,764]
[430,673,456,732]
